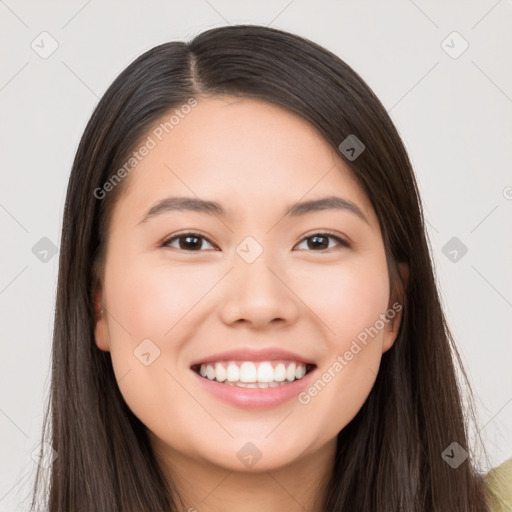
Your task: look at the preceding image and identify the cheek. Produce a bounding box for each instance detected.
[296,255,391,347]
[101,257,202,438]
[293,256,391,432]
[103,254,220,398]
[107,256,210,341]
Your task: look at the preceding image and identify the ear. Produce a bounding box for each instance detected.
[382,262,409,353]
[93,284,110,352]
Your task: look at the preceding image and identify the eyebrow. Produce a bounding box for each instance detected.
[137,195,369,225]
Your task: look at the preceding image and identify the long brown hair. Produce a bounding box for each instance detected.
[30,24,491,511]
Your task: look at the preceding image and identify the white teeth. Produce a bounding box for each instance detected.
[274,363,286,382]
[286,362,296,382]
[239,362,257,383]
[226,363,240,382]
[206,365,215,380]
[196,360,311,386]
[295,364,306,379]
[215,362,227,382]
[257,362,274,382]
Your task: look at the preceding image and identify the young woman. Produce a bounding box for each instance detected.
[30,24,508,511]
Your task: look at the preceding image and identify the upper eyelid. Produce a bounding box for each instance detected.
[161,231,216,249]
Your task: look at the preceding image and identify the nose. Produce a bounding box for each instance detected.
[218,255,301,330]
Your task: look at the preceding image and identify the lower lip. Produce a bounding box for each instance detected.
[191,368,316,410]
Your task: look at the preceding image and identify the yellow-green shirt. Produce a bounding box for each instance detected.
[485,457,512,512]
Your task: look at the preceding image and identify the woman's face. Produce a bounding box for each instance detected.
[94,95,406,473]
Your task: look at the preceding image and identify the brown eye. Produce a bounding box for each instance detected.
[162,232,216,251]
[295,232,349,251]
[161,231,349,252]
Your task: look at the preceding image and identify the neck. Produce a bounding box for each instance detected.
[151,436,336,512]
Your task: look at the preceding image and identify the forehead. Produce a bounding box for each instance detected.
[113,95,376,228]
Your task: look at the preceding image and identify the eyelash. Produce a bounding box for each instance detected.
[160,230,350,252]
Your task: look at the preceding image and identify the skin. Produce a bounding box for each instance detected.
[93,95,408,511]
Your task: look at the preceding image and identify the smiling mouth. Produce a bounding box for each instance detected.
[191,360,316,388]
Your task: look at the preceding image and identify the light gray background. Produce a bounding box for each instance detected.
[1,1,511,510]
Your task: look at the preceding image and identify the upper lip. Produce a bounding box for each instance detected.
[190,348,316,368]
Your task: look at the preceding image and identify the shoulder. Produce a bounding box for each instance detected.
[484,457,512,512]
